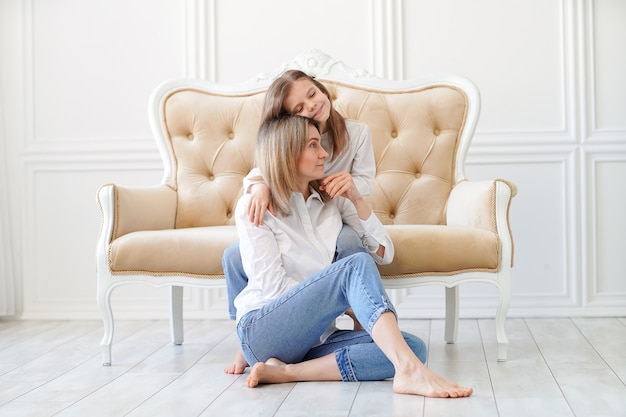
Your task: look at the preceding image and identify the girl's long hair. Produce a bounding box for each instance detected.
[260,69,347,160]
[255,116,328,216]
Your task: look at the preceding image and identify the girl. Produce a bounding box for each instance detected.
[246,69,376,223]
[233,115,472,398]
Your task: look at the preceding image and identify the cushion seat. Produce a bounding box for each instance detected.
[108,224,499,278]
[109,226,237,277]
[380,225,499,276]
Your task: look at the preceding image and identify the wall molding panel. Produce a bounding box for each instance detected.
[584,0,626,139]
[0,107,16,316]
[19,158,163,319]
[22,0,35,148]
[471,0,578,147]
[562,0,581,143]
[582,148,626,310]
[370,0,403,80]
[184,0,216,80]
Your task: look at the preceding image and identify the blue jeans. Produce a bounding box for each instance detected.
[236,252,428,381]
[223,224,368,320]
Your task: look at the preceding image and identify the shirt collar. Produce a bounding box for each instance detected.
[292,186,325,206]
[307,187,325,204]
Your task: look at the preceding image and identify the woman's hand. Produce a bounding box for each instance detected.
[247,183,274,226]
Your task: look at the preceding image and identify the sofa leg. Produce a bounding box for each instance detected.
[497,342,508,362]
[97,285,114,366]
[444,286,459,344]
[495,280,511,362]
[101,344,112,366]
[170,285,184,345]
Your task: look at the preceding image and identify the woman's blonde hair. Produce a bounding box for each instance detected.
[255,115,329,216]
[261,69,347,161]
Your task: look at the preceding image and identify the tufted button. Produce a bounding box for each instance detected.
[391,131,398,138]
[226,211,232,219]
[208,174,215,181]
[389,213,395,219]
[187,133,194,140]
[415,172,421,179]
[433,129,440,136]
[228,132,234,139]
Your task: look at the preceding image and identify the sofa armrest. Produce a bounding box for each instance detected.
[447,179,516,267]
[97,184,177,241]
[447,179,517,232]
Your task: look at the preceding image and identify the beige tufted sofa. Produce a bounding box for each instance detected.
[96,51,516,365]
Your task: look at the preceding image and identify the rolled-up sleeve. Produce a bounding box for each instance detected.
[339,200,394,264]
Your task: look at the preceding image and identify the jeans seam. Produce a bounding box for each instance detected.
[345,348,358,382]
[336,347,357,382]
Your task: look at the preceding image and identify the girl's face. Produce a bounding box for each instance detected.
[283,79,331,132]
[296,125,328,188]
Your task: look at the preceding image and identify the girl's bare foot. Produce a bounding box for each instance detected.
[224,350,249,374]
[246,358,290,388]
[392,362,473,398]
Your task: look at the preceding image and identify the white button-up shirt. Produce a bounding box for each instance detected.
[234,188,394,324]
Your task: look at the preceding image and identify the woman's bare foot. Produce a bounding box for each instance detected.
[392,362,473,398]
[224,349,249,374]
[246,358,290,388]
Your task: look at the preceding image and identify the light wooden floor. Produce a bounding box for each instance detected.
[0,317,625,417]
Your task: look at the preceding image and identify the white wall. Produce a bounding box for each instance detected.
[0,0,624,320]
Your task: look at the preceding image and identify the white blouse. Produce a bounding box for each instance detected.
[234,188,393,324]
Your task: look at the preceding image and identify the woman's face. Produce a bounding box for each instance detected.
[296,125,328,185]
[283,79,331,132]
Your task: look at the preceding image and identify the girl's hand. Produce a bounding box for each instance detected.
[320,171,361,201]
[247,183,275,226]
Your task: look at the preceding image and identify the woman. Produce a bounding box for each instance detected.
[233,115,472,398]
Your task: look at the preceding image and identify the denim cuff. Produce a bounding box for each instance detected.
[364,294,397,334]
[335,347,357,382]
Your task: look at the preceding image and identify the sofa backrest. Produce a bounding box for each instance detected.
[327,81,469,226]
[159,89,265,228]
[153,74,476,229]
